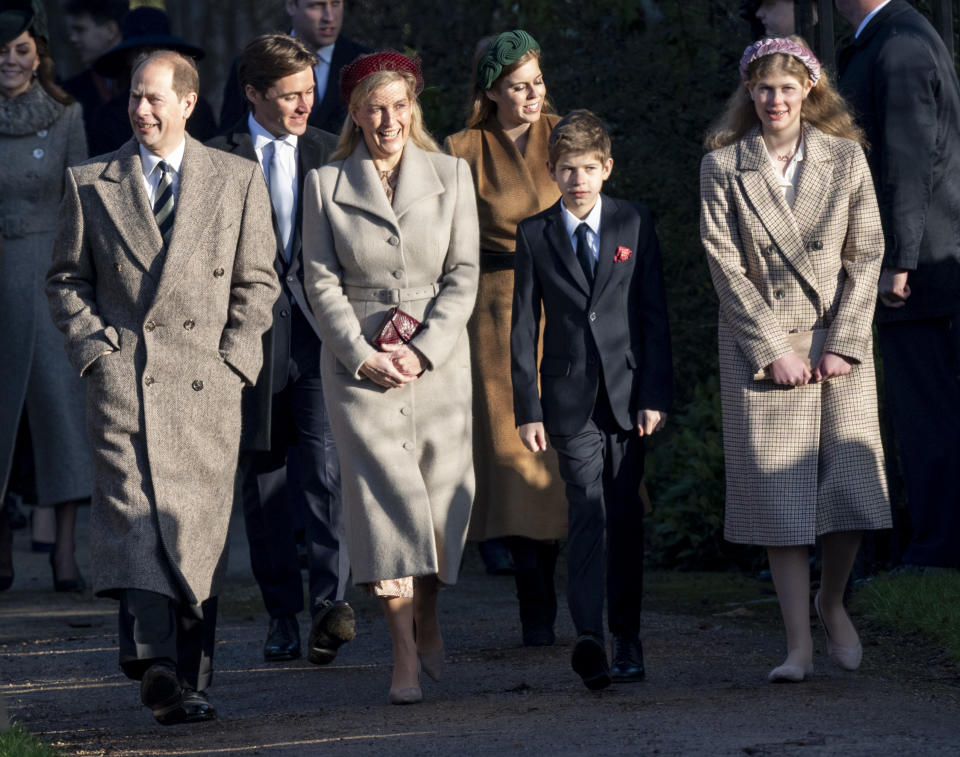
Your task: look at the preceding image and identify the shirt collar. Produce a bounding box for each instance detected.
[561,195,603,240]
[855,0,892,38]
[290,28,336,62]
[139,138,185,178]
[248,112,298,152]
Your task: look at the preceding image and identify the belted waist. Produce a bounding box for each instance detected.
[342,283,440,303]
[480,250,515,272]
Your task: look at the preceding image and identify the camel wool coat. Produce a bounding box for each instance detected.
[700,125,891,546]
[46,137,279,603]
[302,141,479,585]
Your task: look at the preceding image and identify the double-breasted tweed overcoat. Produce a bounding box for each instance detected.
[700,124,891,546]
[46,136,279,603]
[302,141,479,586]
[0,84,89,506]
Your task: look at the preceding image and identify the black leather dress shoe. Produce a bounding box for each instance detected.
[611,636,645,682]
[522,624,556,647]
[140,663,183,725]
[264,615,301,661]
[308,600,356,665]
[571,634,612,691]
[180,689,217,722]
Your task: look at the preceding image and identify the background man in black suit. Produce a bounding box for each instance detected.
[511,111,673,690]
[62,0,129,149]
[208,33,353,666]
[837,0,960,568]
[218,0,371,134]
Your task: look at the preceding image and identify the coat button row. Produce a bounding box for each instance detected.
[144,321,156,332]
[400,406,412,416]
[402,441,413,451]
[144,375,155,386]
[806,240,824,251]
[765,244,778,254]
[280,309,289,318]
[774,289,785,299]
[392,270,403,280]
[589,312,597,322]
[213,267,225,278]
[388,236,400,246]
[183,319,195,330]
[192,380,203,391]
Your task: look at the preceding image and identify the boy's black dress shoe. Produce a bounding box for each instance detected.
[611,636,645,682]
[264,615,301,661]
[140,663,182,725]
[308,600,356,665]
[571,634,611,691]
[180,689,217,722]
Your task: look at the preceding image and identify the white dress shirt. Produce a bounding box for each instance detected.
[561,196,603,263]
[855,0,893,38]
[139,139,185,206]
[766,137,805,209]
[247,112,299,191]
[291,29,335,105]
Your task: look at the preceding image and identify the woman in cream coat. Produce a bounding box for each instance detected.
[302,52,478,705]
[700,38,891,683]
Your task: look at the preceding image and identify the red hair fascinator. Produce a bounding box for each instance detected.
[339,51,424,104]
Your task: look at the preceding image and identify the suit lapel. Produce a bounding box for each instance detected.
[153,136,226,305]
[590,195,619,303]
[95,139,164,278]
[737,128,822,304]
[544,201,591,296]
[791,125,833,243]
[391,142,443,221]
[332,140,399,232]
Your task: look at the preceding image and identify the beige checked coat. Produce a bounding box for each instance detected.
[700,124,891,546]
[302,141,479,585]
[46,136,279,603]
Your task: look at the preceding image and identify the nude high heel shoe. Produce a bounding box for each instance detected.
[814,591,862,671]
[767,661,814,682]
[418,649,445,682]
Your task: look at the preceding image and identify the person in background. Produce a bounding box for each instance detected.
[0,0,89,593]
[219,0,371,134]
[208,33,351,668]
[87,7,217,156]
[445,30,567,648]
[836,0,960,569]
[62,0,128,147]
[701,38,891,683]
[46,50,278,724]
[302,52,478,704]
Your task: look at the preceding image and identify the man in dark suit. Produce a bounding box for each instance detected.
[837,0,960,568]
[208,33,353,666]
[218,0,371,135]
[511,111,673,690]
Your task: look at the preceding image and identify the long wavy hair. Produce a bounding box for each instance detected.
[463,38,554,128]
[704,40,864,151]
[332,69,440,161]
[30,31,73,106]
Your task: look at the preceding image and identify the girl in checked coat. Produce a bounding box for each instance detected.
[700,38,891,683]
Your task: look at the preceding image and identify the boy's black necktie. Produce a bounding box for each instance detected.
[575,222,595,285]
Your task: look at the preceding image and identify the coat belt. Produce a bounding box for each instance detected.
[342,283,440,303]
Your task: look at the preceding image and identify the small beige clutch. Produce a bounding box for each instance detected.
[753,329,828,381]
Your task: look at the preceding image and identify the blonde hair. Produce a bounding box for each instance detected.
[704,39,865,151]
[332,69,439,161]
[463,39,554,128]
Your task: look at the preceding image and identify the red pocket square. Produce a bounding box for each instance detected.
[614,246,633,262]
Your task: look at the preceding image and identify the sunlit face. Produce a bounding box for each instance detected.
[548,150,613,219]
[0,31,39,99]
[485,57,546,130]
[66,13,121,65]
[746,71,812,138]
[286,0,344,49]
[351,79,412,164]
[756,0,796,36]
[128,60,197,157]
[246,66,315,138]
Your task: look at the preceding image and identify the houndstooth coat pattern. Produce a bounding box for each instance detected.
[700,124,891,546]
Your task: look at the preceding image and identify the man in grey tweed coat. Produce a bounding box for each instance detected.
[46,50,279,724]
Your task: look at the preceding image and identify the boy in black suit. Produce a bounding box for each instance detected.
[511,110,673,690]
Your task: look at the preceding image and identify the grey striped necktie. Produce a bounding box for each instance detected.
[153,160,175,245]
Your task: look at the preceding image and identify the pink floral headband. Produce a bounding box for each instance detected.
[739,38,821,86]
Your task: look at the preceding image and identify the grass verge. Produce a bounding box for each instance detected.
[0,724,62,757]
[854,569,960,666]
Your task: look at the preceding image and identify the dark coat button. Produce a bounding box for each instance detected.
[392,270,403,279]
[192,379,203,391]
[213,267,225,278]
[280,309,289,317]
[144,321,156,332]
[183,319,195,330]
[144,375,155,386]
[774,289,785,299]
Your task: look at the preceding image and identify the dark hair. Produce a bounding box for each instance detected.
[131,49,198,100]
[64,0,129,25]
[548,109,611,165]
[237,33,317,99]
[26,31,73,106]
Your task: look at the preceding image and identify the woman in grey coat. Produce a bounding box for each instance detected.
[302,52,479,705]
[0,1,88,591]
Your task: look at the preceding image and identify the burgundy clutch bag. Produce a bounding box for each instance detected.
[373,306,422,347]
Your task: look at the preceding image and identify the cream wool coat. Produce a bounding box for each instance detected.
[46,137,279,603]
[700,124,891,546]
[302,141,479,585]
